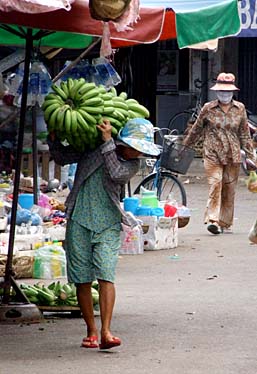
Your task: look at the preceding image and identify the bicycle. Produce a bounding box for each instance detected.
[133,128,195,206]
[168,78,210,135]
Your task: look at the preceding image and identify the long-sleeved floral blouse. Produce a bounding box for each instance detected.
[183,99,254,164]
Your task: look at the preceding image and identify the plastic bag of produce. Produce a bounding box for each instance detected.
[246,171,257,193]
[33,244,66,279]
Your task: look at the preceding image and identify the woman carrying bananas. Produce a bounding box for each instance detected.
[47,117,160,350]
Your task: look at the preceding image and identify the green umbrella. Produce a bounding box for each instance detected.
[0,26,93,49]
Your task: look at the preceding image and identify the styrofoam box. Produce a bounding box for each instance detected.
[139,215,178,250]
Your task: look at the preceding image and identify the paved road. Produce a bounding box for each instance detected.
[1,164,257,374]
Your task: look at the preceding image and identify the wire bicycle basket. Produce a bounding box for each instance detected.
[160,138,195,175]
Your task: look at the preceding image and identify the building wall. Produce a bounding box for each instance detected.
[238,37,257,114]
[49,37,256,129]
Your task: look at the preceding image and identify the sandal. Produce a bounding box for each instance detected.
[207,223,221,235]
[81,335,99,348]
[99,336,121,350]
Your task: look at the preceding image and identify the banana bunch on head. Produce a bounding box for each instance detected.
[42,78,150,152]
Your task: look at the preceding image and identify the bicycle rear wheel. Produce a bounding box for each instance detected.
[134,172,187,206]
[168,110,193,135]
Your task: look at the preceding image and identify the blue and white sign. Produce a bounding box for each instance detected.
[238,0,257,36]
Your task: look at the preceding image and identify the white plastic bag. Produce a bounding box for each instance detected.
[177,205,191,218]
[120,224,143,255]
[0,0,74,13]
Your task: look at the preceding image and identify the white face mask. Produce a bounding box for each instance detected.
[216,91,233,104]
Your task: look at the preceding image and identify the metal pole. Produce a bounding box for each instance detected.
[32,105,38,204]
[2,29,33,304]
[52,37,101,83]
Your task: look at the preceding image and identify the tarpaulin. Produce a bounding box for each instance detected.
[0,0,241,49]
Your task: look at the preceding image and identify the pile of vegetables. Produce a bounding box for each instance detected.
[42,78,150,151]
[20,280,99,307]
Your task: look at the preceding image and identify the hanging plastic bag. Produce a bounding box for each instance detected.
[92,57,121,87]
[120,224,143,255]
[0,0,74,13]
[246,171,257,193]
[248,219,257,244]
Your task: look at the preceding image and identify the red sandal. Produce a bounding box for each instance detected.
[99,336,121,350]
[81,335,98,348]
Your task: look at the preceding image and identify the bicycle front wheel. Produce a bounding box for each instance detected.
[134,172,187,206]
[168,110,193,135]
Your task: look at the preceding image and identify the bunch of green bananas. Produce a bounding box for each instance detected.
[98,86,150,137]
[42,78,104,151]
[20,281,99,307]
[42,78,150,152]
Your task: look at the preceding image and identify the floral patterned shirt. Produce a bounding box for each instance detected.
[183,99,254,164]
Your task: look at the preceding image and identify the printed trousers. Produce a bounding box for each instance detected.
[204,159,240,228]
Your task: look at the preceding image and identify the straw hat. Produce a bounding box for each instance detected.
[210,72,239,91]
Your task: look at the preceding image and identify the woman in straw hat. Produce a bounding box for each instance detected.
[184,72,255,235]
[48,118,160,349]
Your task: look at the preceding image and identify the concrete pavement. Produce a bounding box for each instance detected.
[1,161,257,374]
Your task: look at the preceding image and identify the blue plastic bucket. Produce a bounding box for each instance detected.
[18,194,34,210]
[123,197,139,214]
[150,207,165,217]
[135,205,152,216]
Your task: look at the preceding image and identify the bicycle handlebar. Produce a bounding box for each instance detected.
[153,127,178,135]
